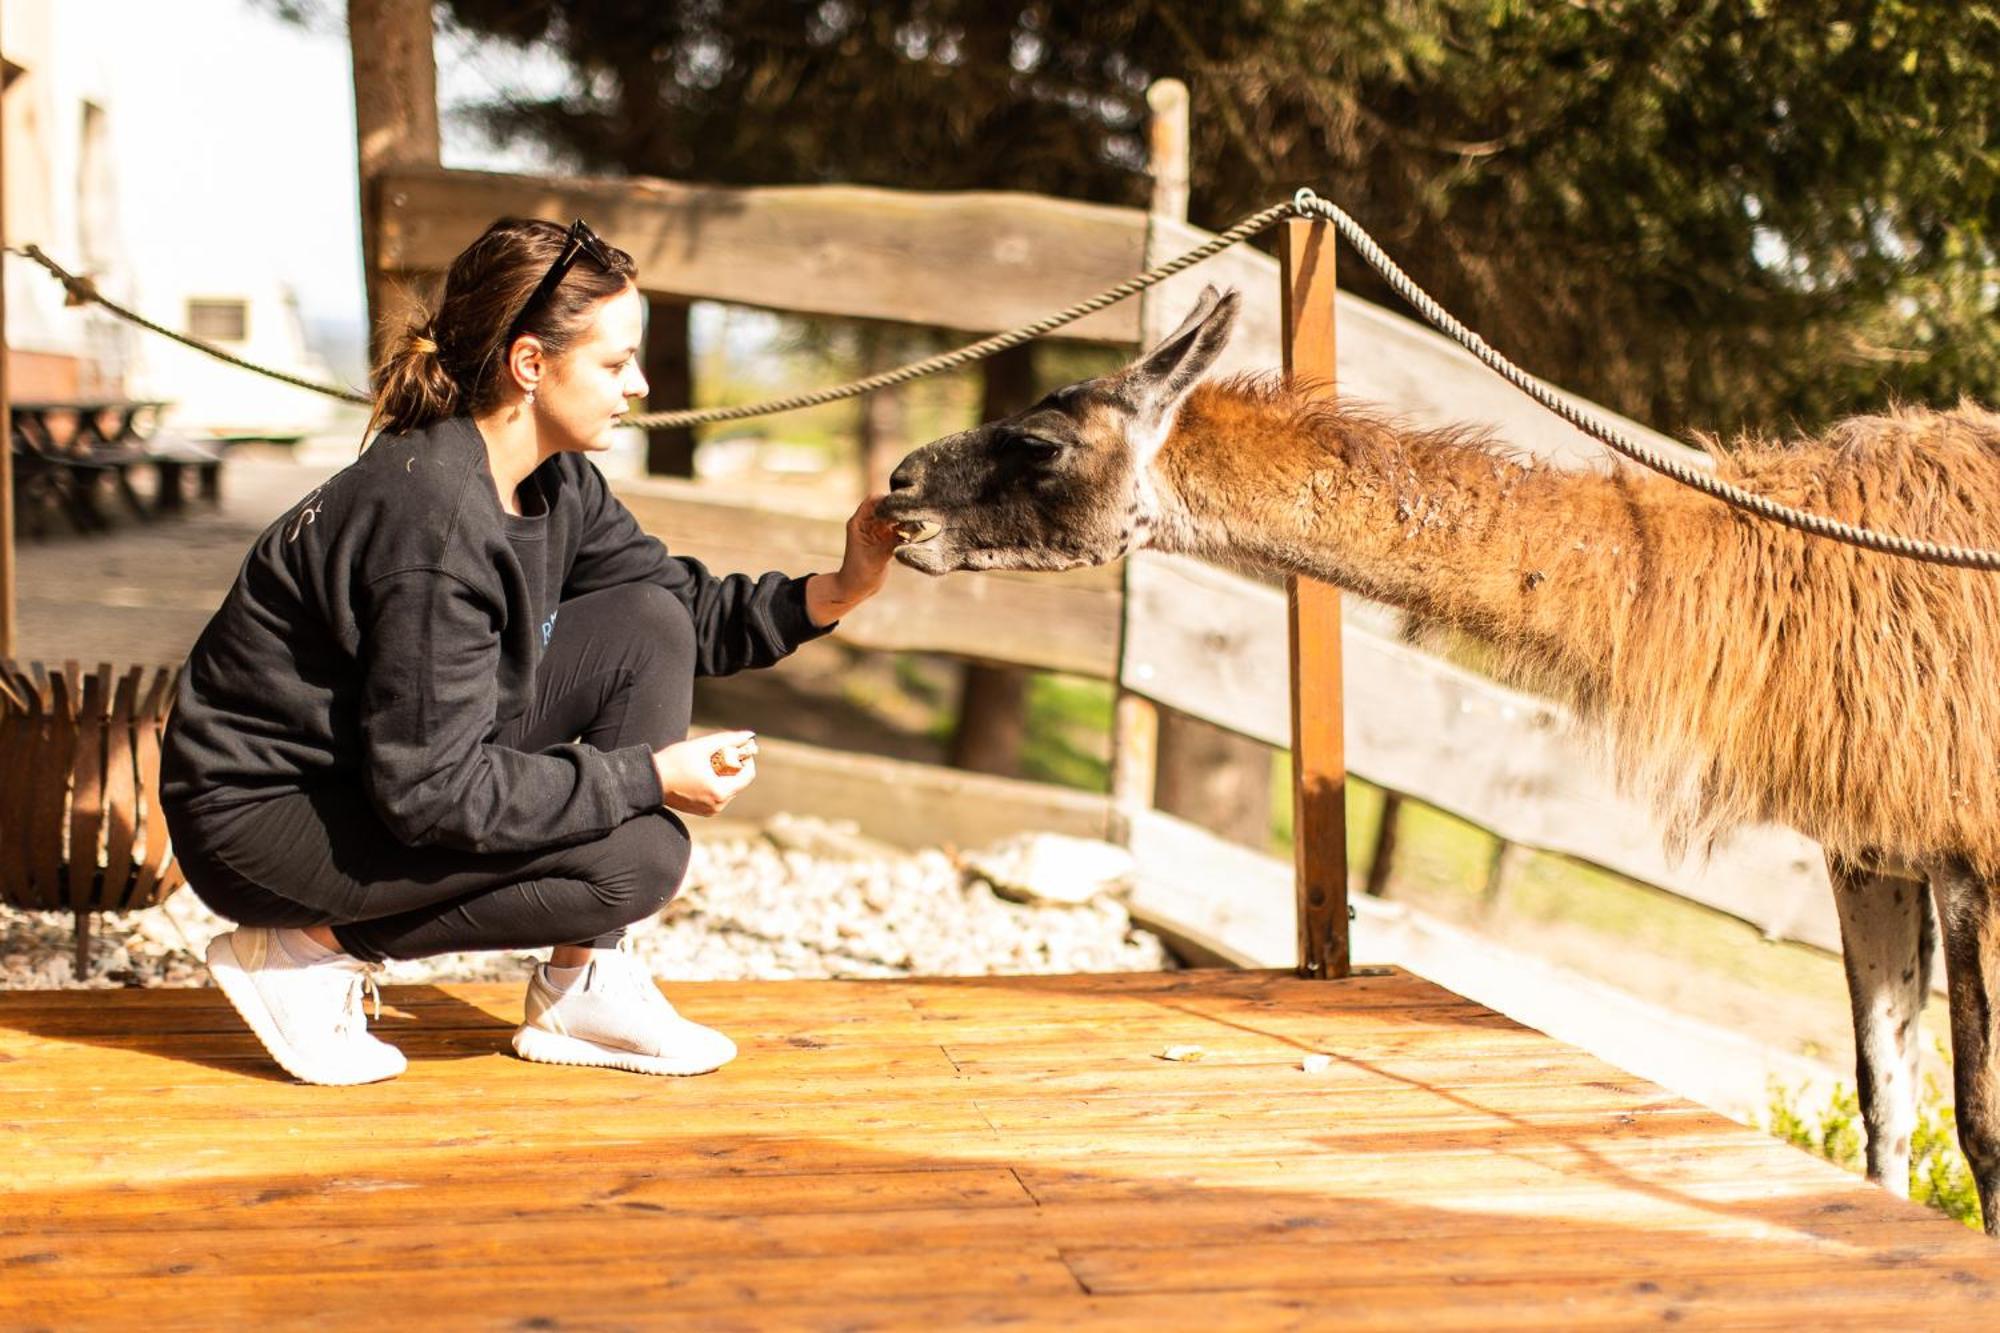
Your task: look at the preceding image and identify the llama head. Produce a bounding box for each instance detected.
[879,286,1240,574]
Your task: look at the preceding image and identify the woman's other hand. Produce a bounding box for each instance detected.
[654,730,759,816]
[805,495,899,626]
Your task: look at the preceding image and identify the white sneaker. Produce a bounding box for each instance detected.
[205,927,407,1086]
[511,944,736,1076]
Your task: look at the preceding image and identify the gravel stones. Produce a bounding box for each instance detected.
[0,817,1177,989]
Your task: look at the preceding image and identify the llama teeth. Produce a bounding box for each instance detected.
[895,520,942,545]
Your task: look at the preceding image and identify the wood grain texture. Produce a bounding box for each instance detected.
[376,167,1149,340]
[1281,218,1349,980]
[2,970,1991,1328]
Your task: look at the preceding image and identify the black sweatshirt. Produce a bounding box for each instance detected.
[161,416,830,854]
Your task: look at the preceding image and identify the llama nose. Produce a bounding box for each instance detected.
[888,456,925,493]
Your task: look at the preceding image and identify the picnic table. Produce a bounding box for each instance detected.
[9,398,225,535]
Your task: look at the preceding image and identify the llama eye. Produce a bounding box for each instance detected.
[1018,435,1065,464]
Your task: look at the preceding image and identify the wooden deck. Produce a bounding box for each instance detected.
[3,968,1996,1329]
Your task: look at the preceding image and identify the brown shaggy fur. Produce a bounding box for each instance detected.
[1157,376,2000,875]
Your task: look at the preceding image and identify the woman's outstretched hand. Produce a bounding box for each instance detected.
[805,495,900,626]
[654,731,758,816]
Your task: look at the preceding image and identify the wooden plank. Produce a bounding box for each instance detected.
[5,971,1996,1331]
[6,1271,1989,1333]
[10,1189,1982,1285]
[26,664,71,907]
[713,732,1111,849]
[377,166,1151,341]
[10,1167,1034,1236]
[612,476,1124,678]
[66,665,107,911]
[0,660,38,901]
[99,666,141,907]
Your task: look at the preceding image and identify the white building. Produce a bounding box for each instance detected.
[3,0,347,435]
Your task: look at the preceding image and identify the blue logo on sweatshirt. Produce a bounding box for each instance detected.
[541,608,559,647]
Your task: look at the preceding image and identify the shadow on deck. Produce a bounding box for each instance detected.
[2,968,1995,1328]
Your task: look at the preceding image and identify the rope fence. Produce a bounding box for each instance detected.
[10,190,2000,571]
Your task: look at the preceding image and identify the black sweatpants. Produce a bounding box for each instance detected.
[168,583,694,963]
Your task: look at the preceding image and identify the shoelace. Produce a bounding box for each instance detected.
[596,940,679,1018]
[332,964,386,1040]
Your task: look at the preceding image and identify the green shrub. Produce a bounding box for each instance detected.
[1765,1075,1981,1229]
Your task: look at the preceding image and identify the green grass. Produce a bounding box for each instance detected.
[1021,672,1115,792]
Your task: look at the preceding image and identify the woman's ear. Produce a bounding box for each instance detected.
[506,334,545,398]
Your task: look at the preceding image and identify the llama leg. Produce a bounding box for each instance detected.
[1828,854,1932,1196]
[1932,862,2000,1236]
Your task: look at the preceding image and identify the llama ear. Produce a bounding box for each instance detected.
[1130,286,1239,415]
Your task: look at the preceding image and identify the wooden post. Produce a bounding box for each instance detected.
[1280,218,1350,979]
[1109,79,1190,830]
[1145,79,1190,225]
[350,0,440,369]
[0,9,15,661]
[1134,78,1275,851]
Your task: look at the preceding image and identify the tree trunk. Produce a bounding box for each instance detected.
[349,0,439,369]
[948,341,1036,777]
[947,660,1030,776]
[643,296,696,477]
[1155,707,1276,851]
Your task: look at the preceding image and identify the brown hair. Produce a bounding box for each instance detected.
[366,218,638,441]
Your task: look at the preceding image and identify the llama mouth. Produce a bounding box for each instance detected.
[893,519,943,545]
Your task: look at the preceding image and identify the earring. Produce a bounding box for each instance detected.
[524,390,536,407]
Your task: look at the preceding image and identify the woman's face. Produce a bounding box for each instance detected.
[536,284,650,452]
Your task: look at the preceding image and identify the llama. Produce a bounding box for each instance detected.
[878,286,2000,1233]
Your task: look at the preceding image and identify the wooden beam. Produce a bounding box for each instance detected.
[349,0,440,368]
[1110,80,1189,833]
[375,167,1149,341]
[708,733,1114,849]
[1280,218,1349,980]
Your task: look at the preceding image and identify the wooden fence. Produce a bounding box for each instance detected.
[368,165,1840,971]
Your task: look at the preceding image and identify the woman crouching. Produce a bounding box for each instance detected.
[160,218,896,1085]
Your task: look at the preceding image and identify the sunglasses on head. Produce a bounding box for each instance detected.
[505,218,616,344]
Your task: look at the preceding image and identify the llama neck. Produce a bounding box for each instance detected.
[1150,380,1695,699]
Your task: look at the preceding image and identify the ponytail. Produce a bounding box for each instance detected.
[365,317,460,442]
